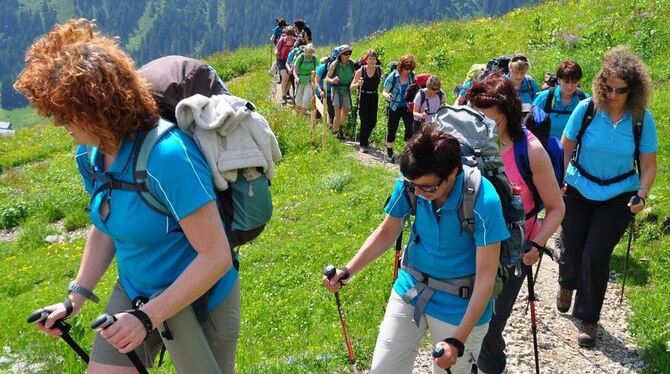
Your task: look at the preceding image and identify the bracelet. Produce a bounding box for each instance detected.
[125,309,154,336]
[68,281,100,303]
[442,337,465,357]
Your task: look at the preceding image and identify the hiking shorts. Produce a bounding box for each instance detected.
[370,291,488,374]
[332,90,351,110]
[276,58,288,72]
[295,82,313,108]
[90,280,241,371]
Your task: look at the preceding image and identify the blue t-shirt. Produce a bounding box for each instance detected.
[75,129,238,310]
[563,100,658,201]
[458,80,472,99]
[272,26,282,42]
[507,74,539,105]
[533,85,589,138]
[385,171,509,326]
[315,63,329,94]
[383,70,413,111]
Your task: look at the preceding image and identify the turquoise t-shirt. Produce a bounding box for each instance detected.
[563,100,658,201]
[75,129,238,310]
[385,171,509,326]
[533,85,589,138]
[507,74,539,105]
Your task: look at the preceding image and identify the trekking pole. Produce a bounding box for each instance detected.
[526,265,540,374]
[431,345,453,374]
[524,241,554,314]
[323,265,357,373]
[27,309,90,364]
[91,314,149,374]
[620,195,640,303]
[392,230,403,284]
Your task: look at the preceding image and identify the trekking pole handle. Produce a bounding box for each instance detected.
[324,265,337,280]
[431,345,453,374]
[91,313,116,330]
[27,309,50,324]
[631,195,641,205]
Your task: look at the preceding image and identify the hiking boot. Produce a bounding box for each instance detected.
[556,287,573,313]
[359,146,369,154]
[337,129,345,140]
[577,321,597,348]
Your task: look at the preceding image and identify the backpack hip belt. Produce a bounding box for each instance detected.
[360,89,377,94]
[400,248,474,327]
[570,159,636,186]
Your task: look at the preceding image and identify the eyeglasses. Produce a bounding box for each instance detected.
[342,51,352,56]
[403,177,444,194]
[429,87,440,92]
[602,83,629,95]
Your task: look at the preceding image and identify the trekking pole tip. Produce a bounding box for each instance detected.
[90,313,116,330]
[27,309,49,324]
[323,264,337,280]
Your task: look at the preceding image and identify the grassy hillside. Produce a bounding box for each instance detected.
[1,0,669,372]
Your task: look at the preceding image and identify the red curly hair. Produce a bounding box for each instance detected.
[14,18,157,154]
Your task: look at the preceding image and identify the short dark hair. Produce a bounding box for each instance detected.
[293,19,305,30]
[466,73,524,142]
[556,60,583,81]
[400,125,462,180]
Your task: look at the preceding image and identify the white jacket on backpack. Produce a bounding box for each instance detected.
[175,94,282,190]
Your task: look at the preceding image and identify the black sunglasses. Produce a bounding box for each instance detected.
[602,83,629,95]
[403,178,444,194]
[342,51,352,56]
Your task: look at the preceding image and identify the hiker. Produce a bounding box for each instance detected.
[293,44,317,114]
[293,18,312,44]
[558,46,657,347]
[316,48,341,126]
[325,44,355,139]
[382,54,416,163]
[412,75,445,132]
[533,60,589,138]
[276,25,297,102]
[324,125,509,373]
[507,54,539,110]
[454,64,486,105]
[351,49,383,153]
[270,18,287,45]
[467,74,565,373]
[14,19,240,371]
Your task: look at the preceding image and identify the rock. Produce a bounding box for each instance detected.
[44,235,60,243]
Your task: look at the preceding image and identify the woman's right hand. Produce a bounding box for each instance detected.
[332,76,339,85]
[322,269,346,293]
[383,92,392,102]
[34,298,83,337]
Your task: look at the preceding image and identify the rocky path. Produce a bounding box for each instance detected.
[348,146,646,374]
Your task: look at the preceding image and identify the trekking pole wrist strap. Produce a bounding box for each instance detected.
[61,298,74,317]
[68,281,100,303]
[340,266,351,283]
[529,241,554,260]
[441,337,465,357]
[635,194,646,206]
[125,309,154,336]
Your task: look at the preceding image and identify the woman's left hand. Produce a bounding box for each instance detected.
[98,312,148,353]
[522,244,540,266]
[628,195,645,214]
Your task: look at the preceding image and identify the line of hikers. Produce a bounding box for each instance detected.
[17,17,657,374]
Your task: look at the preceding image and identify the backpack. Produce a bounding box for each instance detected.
[543,86,587,115]
[415,89,444,115]
[354,54,382,71]
[513,127,564,219]
[478,55,511,80]
[397,105,526,303]
[277,35,296,60]
[517,76,537,101]
[522,105,552,147]
[134,56,273,251]
[288,45,305,66]
[571,99,643,185]
[404,73,433,111]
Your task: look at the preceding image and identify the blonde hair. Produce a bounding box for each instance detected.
[427,75,441,90]
[14,18,157,154]
[508,54,530,73]
[591,45,652,120]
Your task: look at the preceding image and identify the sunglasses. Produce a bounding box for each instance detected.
[602,83,629,95]
[342,51,352,56]
[403,177,444,194]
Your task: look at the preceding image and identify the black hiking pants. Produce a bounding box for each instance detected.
[386,105,413,144]
[358,92,378,147]
[559,185,634,323]
[478,265,529,374]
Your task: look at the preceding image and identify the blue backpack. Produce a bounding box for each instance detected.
[513,125,564,219]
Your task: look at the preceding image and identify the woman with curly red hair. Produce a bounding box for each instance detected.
[15,19,240,372]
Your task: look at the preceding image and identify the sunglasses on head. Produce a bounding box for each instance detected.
[602,83,629,95]
[403,177,444,194]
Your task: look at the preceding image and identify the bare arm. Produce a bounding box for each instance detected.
[630,153,656,213]
[350,68,363,91]
[561,136,577,172]
[528,142,565,247]
[324,214,403,289]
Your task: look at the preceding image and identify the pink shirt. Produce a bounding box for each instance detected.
[502,131,542,240]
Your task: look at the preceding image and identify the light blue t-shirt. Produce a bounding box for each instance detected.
[458,80,472,99]
[563,100,658,201]
[75,129,238,310]
[384,70,414,111]
[533,85,589,138]
[506,74,539,105]
[385,171,509,326]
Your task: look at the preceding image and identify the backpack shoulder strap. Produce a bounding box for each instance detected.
[544,87,556,114]
[577,89,586,101]
[133,119,177,215]
[458,166,482,235]
[633,112,644,170]
[576,99,595,147]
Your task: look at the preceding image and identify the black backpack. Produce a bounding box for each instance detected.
[571,99,643,185]
[543,86,587,115]
[478,55,511,80]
